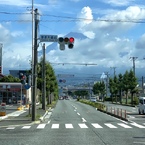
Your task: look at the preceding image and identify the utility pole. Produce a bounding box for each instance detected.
[130,57,138,76]
[105,72,109,97]
[110,67,116,77]
[32,8,39,121]
[142,76,144,94]
[42,43,46,110]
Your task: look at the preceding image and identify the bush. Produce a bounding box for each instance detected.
[104,97,112,101]
[133,96,139,105]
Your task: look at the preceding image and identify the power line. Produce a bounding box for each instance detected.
[50,62,97,66]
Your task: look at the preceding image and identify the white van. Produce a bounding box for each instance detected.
[138,97,145,114]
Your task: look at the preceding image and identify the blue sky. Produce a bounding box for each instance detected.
[0,0,145,83]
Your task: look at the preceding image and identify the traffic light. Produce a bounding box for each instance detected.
[0,66,1,74]
[20,73,26,85]
[68,37,74,49]
[58,37,65,50]
[58,37,75,50]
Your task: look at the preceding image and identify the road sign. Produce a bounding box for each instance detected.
[40,35,58,42]
[24,84,31,90]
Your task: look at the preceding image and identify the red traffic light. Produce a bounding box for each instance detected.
[69,37,74,43]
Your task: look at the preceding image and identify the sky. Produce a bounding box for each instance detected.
[0,0,145,84]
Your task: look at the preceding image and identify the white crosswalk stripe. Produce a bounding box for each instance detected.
[92,123,103,128]
[3,122,145,130]
[37,124,46,129]
[117,123,132,128]
[65,124,74,128]
[78,123,88,128]
[6,127,15,129]
[130,122,145,128]
[105,123,117,128]
[22,126,31,129]
[51,124,59,129]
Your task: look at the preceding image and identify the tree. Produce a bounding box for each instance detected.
[123,71,129,104]
[93,81,106,101]
[93,82,100,95]
[118,73,123,104]
[109,78,114,103]
[99,81,106,102]
[128,69,138,105]
[113,75,119,103]
[0,75,20,82]
[37,59,58,104]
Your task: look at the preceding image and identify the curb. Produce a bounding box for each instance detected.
[39,107,52,122]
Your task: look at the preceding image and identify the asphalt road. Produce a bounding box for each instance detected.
[0,99,145,145]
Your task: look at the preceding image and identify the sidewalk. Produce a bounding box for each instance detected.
[0,103,51,127]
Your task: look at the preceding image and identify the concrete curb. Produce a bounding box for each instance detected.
[39,107,52,122]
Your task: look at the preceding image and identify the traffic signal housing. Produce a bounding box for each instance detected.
[20,73,26,85]
[58,37,74,50]
[68,37,74,49]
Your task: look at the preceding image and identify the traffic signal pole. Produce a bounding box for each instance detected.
[32,8,39,121]
[42,43,46,110]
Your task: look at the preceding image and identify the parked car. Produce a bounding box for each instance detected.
[90,97,97,102]
[59,96,64,100]
[138,97,145,114]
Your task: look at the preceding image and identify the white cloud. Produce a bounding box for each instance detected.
[101,0,135,7]
[0,0,31,7]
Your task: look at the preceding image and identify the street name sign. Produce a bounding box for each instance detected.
[40,35,58,42]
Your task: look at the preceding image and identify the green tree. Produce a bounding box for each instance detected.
[99,81,106,102]
[123,71,129,104]
[118,73,123,104]
[37,59,58,104]
[0,75,20,82]
[109,78,114,103]
[93,82,100,95]
[113,75,119,103]
[128,69,138,105]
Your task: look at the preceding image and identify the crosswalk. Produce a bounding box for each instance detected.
[2,122,145,130]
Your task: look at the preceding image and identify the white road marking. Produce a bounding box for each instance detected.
[22,126,31,129]
[130,122,145,128]
[74,110,76,111]
[78,124,88,128]
[77,113,80,115]
[47,120,51,124]
[113,117,128,124]
[92,123,103,128]
[82,118,87,122]
[105,123,117,128]
[37,124,46,129]
[65,124,73,128]
[6,127,15,129]
[118,123,132,128]
[51,124,59,129]
[7,110,26,117]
